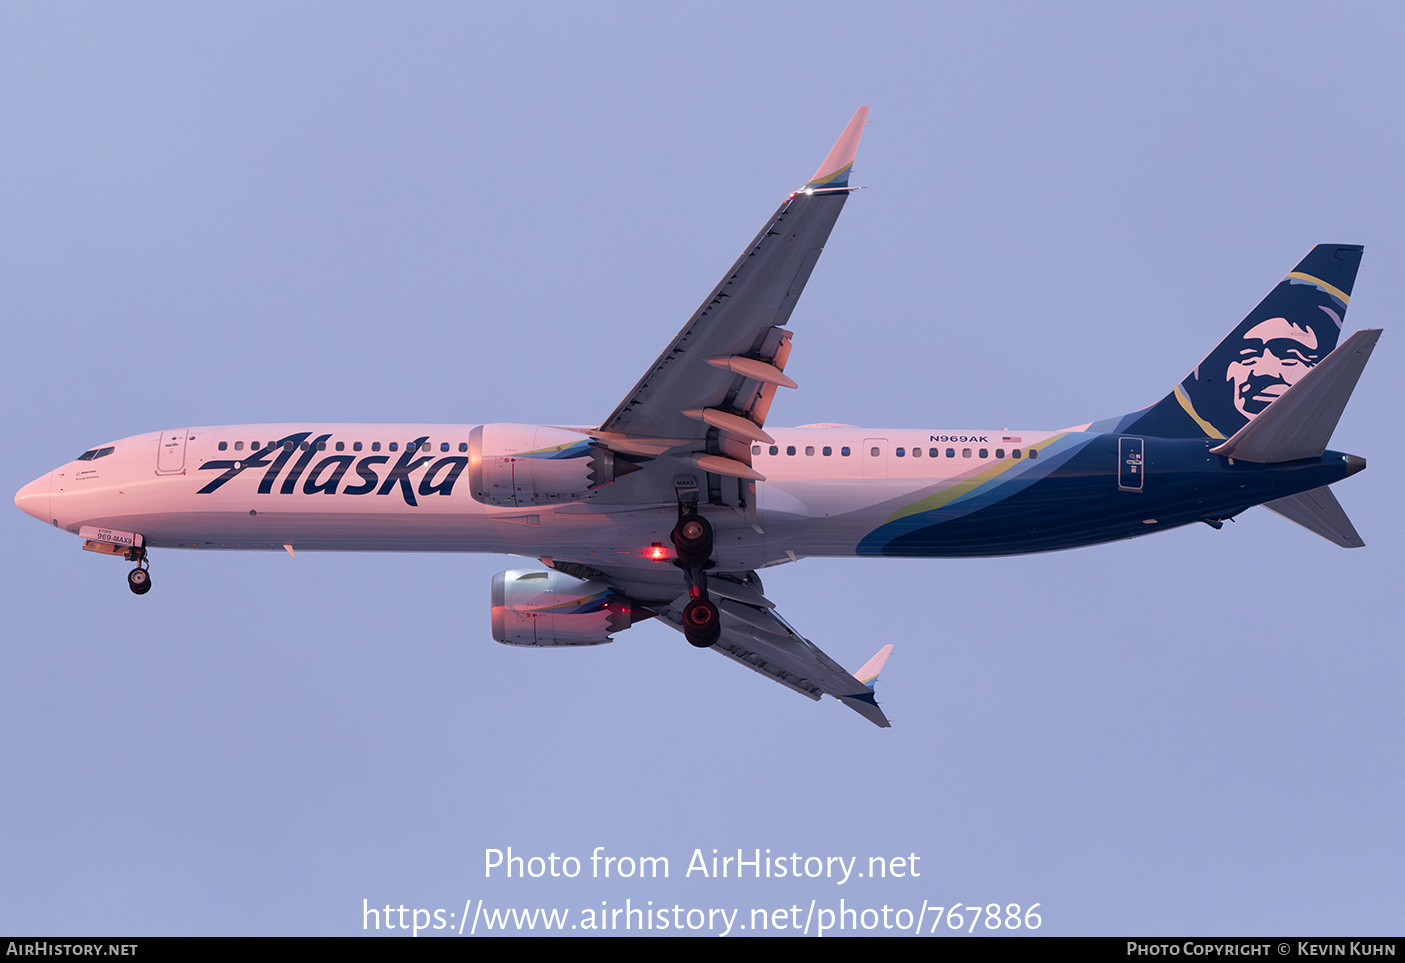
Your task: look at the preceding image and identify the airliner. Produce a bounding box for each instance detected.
[14,108,1380,727]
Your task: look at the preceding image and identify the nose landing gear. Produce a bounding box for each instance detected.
[124,543,152,596]
[81,531,152,595]
[127,563,152,596]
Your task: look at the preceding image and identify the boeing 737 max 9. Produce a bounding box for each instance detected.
[14,107,1381,727]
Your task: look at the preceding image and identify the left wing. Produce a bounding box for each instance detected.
[569,107,870,498]
[661,574,895,728]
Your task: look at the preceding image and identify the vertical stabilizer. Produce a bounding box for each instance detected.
[1113,245,1363,439]
[1210,328,1380,463]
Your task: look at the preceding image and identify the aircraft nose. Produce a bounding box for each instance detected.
[15,472,52,525]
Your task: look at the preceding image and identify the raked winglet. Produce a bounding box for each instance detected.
[854,644,894,691]
[802,106,869,192]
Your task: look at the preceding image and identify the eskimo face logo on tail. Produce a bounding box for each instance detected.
[197,433,469,506]
[1225,316,1324,419]
[1183,275,1344,437]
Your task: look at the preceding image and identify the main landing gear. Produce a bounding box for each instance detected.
[682,596,719,647]
[671,506,719,648]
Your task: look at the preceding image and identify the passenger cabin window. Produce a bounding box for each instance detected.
[805,446,815,456]
[1029,448,1039,459]
[895,447,905,457]
[389,442,398,452]
[979,448,988,459]
[822,446,832,456]
[946,448,955,458]
[770,446,779,456]
[870,447,880,457]
[752,445,761,455]
[787,446,796,456]
[371,442,381,452]
[218,441,228,451]
[962,448,971,458]
[1012,449,1021,458]
[458,442,468,453]
[841,447,850,456]
[441,442,450,452]
[235,441,244,451]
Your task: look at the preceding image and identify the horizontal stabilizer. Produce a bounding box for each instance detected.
[1263,486,1364,548]
[1211,329,1381,463]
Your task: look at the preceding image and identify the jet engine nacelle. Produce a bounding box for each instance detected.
[468,424,638,507]
[490,569,632,647]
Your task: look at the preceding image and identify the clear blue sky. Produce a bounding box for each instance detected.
[2,2,1401,936]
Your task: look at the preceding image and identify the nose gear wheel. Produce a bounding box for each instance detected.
[127,564,151,595]
[126,547,151,596]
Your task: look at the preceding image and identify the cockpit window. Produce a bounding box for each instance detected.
[76,446,114,461]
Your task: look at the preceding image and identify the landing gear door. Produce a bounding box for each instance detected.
[157,429,189,474]
[1118,436,1144,492]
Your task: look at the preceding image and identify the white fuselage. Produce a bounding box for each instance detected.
[16,423,1067,575]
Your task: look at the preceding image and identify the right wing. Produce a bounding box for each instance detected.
[571,108,870,504]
